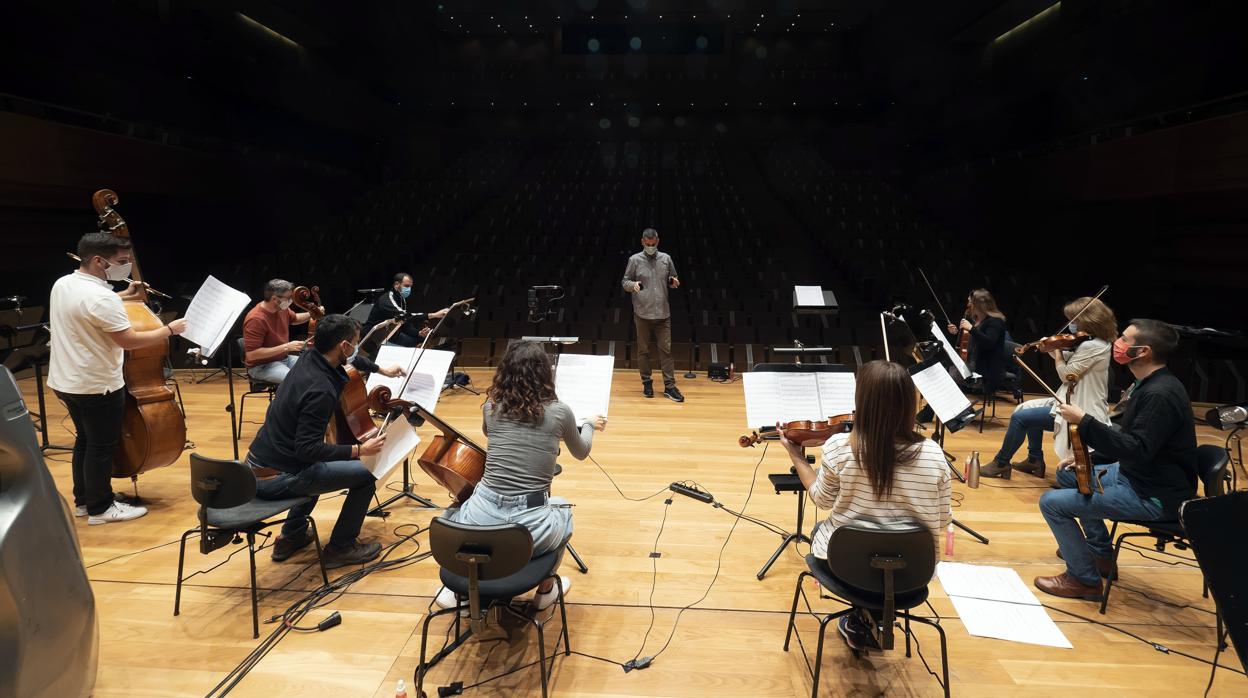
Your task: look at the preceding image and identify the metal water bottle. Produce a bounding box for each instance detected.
[967,451,981,489]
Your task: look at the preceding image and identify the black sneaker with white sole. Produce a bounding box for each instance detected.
[663,386,685,402]
[838,612,882,652]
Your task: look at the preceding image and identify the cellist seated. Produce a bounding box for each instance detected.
[247,314,405,568]
[432,340,607,612]
[242,279,321,385]
[1036,320,1198,600]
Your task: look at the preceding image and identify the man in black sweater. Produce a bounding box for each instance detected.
[248,314,406,568]
[1036,319,1197,599]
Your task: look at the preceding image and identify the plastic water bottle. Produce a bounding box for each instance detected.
[944,523,955,557]
[395,679,408,698]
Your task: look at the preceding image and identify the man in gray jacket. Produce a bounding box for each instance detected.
[622,228,685,402]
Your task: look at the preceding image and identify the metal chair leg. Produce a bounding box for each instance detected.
[1100,528,1132,615]
[556,576,571,656]
[173,528,196,616]
[307,517,329,585]
[247,532,260,639]
[908,614,951,698]
[784,572,811,651]
[811,613,833,698]
[904,612,912,657]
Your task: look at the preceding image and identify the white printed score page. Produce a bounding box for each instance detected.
[911,362,972,425]
[936,562,1073,649]
[366,345,456,415]
[742,371,858,427]
[553,354,614,423]
[181,275,251,357]
[930,321,972,379]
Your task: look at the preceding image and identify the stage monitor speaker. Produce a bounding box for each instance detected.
[1180,490,1248,669]
[0,367,98,697]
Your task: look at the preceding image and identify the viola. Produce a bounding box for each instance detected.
[1065,377,1102,496]
[955,299,973,361]
[1015,331,1092,355]
[368,386,486,503]
[91,189,186,481]
[739,414,853,448]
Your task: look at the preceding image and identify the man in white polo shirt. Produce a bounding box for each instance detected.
[48,232,187,525]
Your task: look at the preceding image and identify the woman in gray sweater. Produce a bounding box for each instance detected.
[435,340,606,610]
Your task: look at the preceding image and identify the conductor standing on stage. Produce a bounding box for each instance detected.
[622,228,684,402]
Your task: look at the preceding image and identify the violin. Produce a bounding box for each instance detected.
[739,414,853,448]
[291,285,324,336]
[1015,331,1092,355]
[91,189,187,481]
[368,386,486,503]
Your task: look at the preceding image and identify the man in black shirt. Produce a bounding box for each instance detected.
[248,314,406,568]
[1036,319,1197,599]
[363,272,449,347]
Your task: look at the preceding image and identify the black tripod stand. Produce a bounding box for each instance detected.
[932,413,990,545]
[368,453,437,517]
[757,462,813,580]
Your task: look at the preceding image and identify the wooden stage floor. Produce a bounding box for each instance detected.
[23,368,1246,697]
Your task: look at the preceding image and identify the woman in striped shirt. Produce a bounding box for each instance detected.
[781,360,952,650]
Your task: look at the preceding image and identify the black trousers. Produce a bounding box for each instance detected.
[55,389,124,515]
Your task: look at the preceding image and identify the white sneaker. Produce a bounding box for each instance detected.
[73,505,87,517]
[88,501,148,525]
[434,586,461,610]
[533,576,571,611]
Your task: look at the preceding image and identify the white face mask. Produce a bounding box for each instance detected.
[643,245,658,257]
[278,298,293,310]
[102,259,132,282]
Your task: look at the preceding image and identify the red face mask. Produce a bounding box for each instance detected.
[1112,337,1138,365]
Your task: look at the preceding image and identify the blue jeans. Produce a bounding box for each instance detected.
[248,355,298,384]
[992,405,1054,463]
[255,459,376,548]
[1039,463,1163,586]
[446,481,573,558]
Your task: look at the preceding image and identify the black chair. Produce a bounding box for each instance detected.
[235,337,279,438]
[415,518,571,698]
[1099,445,1230,617]
[173,453,328,638]
[783,520,950,698]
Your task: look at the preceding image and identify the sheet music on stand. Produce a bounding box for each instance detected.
[553,353,614,423]
[366,345,456,415]
[929,321,972,380]
[742,367,856,427]
[909,357,978,431]
[181,275,251,357]
[360,416,421,483]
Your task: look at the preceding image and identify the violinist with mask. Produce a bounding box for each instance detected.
[1036,319,1197,599]
[363,272,449,348]
[980,298,1117,479]
[247,314,407,568]
[243,279,322,385]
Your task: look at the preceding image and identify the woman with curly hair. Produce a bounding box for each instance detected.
[435,340,606,610]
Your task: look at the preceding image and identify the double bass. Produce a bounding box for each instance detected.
[291,285,325,338]
[92,190,187,481]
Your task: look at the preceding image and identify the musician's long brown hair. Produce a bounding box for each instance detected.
[851,361,925,496]
[969,289,1005,322]
[486,340,557,424]
[1063,297,1117,343]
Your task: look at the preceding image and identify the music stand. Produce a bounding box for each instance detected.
[750,361,854,580]
[908,355,989,544]
[2,323,72,453]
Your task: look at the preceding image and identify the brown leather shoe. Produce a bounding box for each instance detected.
[1012,456,1046,477]
[1035,572,1103,600]
[1054,549,1117,578]
[979,458,1012,479]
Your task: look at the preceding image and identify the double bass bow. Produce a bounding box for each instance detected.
[91,189,187,482]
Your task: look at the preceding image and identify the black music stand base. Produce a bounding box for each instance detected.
[931,413,990,545]
[368,458,438,517]
[757,473,811,581]
[32,361,72,452]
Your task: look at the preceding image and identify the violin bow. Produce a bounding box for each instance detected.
[917,267,954,328]
[1012,355,1065,404]
[1054,284,1109,337]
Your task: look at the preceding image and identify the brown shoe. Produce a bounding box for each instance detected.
[1054,548,1117,578]
[1012,456,1046,477]
[1035,572,1103,600]
[979,458,1012,479]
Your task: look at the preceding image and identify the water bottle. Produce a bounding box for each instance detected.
[967,451,981,489]
[395,679,408,698]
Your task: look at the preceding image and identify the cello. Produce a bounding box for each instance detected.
[368,388,486,504]
[92,189,187,482]
[291,284,325,339]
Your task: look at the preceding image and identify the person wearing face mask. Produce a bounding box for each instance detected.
[979,298,1118,479]
[363,272,449,348]
[621,228,684,402]
[242,279,322,384]
[247,314,407,567]
[1034,319,1197,600]
[48,232,188,525]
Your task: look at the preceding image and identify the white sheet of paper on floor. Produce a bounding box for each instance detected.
[936,562,1073,649]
